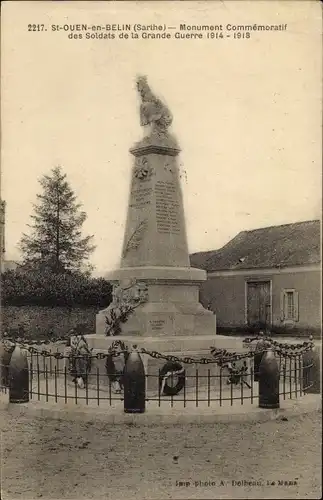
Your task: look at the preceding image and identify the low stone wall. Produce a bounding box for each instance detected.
[1,305,97,338]
[216,326,321,339]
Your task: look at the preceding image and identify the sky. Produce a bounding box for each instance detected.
[1,1,322,276]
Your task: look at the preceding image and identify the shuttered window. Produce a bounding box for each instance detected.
[280,289,299,322]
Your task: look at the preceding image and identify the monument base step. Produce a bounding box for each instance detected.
[84,334,229,354]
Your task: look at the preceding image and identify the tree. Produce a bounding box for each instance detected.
[20,166,95,274]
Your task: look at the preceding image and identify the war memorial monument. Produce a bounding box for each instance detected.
[85,76,217,373]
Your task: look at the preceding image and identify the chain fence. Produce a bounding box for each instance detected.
[0,335,315,409]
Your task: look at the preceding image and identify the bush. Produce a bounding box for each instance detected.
[1,269,112,308]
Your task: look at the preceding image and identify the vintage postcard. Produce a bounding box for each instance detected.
[0,1,321,499]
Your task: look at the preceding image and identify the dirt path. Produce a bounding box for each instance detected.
[1,410,321,499]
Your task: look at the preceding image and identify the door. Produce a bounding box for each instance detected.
[246,281,271,330]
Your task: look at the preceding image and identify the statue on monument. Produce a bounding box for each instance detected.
[136,75,173,138]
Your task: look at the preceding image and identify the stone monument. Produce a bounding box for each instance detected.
[87,76,217,359]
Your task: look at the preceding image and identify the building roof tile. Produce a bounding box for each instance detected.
[190,220,321,272]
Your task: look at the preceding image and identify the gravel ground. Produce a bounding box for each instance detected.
[1,410,321,500]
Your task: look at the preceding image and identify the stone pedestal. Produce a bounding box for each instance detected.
[96,266,216,337]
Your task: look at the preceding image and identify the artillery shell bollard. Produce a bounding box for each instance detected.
[124,347,146,414]
[258,346,280,409]
[303,346,321,394]
[253,333,266,382]
[9,346,29,403]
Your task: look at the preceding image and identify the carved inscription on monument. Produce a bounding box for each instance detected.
[149,319,166,331]
[155,181,180,234]
[129,186,152,209]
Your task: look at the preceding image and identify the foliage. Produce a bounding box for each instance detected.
[19,166,95,274]
[1,268,112,308]
[105,303,135,336]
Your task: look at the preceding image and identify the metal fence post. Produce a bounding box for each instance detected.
[9,346,29,403]
[258,346,280,409]
[123,347,145,413]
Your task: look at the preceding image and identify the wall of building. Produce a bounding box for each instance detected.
[2,305,98,338]
[200,269,321,336]
[272,271,321,331]
[200,276,246,328]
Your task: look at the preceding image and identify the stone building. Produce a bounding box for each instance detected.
[190,220,321,336]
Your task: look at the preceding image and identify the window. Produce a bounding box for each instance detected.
[280,289,299,322]
[286,292,295,320]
